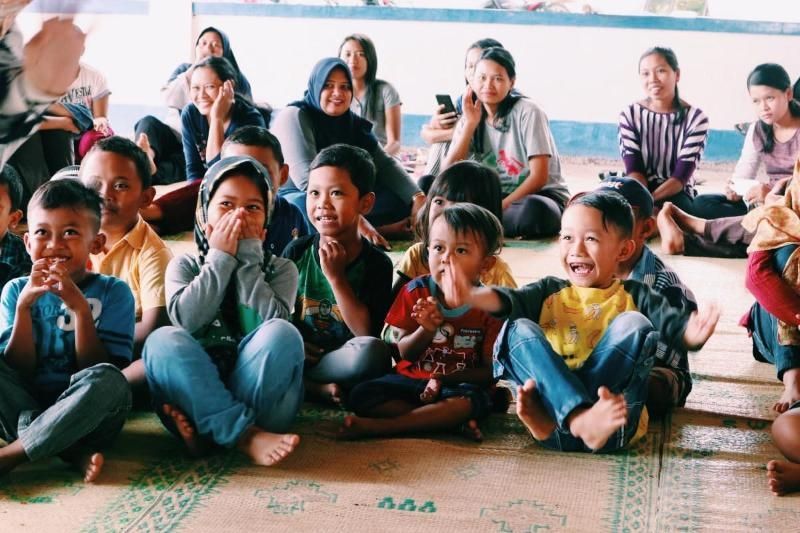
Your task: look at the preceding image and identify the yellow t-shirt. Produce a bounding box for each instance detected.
[396,242,518,288]
[90,216,173,320]
[539,282,638,369]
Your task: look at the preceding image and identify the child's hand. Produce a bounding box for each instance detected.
[238,208,266,241]
[206,210,241,256]
[411,296,443,333]
[420,377,442,404]
[682,303,720,351]
[17,259,55,309]
[210,79,235,123]
[319,240,348,280]
[46,261,90,314]
[441,261,475,308]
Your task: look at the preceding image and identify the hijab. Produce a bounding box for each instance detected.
[289,57,378,153]
[196,26,253,101]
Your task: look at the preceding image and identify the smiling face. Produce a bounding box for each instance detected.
[195,30,223,61]
[207,174,267,232]
[189,66,222,116]
[80,150,151,234]
[427,215,491,291]
[25,205,104,281]
[319,68,353,117]
[749,84,792,125]
[559,204,634,289]
[472,59,514,107]
[306,165,372,239]
[340,39,368,81]
[638,53,679,103]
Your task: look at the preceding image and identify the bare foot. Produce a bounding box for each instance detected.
[460,419,483,442]
[338,415,375,440]
[568,386,628,451]
[163,404,213,457]
[516,379,556,441]
[236,426,300,466]
[75,452,104,483]
[774,369,800,413]
[136,132,157,176]
[767,459,800,495]
[420,378,441,404]
[305,381,343,406]
[656,203,685,255]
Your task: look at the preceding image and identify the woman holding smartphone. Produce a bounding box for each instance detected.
[442,47,569,239]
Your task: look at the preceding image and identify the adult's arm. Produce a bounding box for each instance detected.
[160,63,191,109]
[271,106,318,191]
[654,107,709,202]
[731,122,762,181]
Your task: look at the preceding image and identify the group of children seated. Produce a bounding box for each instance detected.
[0,22,799,502]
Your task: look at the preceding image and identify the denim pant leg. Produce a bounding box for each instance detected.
[228,320,305,434]
[306,337,392,389]
[574,312,658,452]
[0,359,39,445]
[495,318,593,430]
[143,326,257,448]
[749,303,800,380]
[18,363,131,462]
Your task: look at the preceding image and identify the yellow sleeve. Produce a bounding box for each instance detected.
[138,243,173,312]
[396,242,429,279]
[483,256,518,288]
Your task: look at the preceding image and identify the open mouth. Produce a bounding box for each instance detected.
[569,262,594,275]
[316,215,337,223]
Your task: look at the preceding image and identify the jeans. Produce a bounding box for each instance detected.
[305,336,392,389]
[143,320,305,448]
[749,302,800,380]
[0,361,131,461]
[495,312,657,452]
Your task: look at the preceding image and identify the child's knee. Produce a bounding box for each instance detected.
[346,337,392,383]
[75,363,132,411]
[252,319,304,363]
[610,311,653,333]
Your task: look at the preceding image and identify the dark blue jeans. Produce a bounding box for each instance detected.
[494,312,658,452]
[749,302,800,380]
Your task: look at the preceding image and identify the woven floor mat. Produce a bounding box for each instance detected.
[0,409,666,532]
[655,410,800,532]
[683,376,783,421]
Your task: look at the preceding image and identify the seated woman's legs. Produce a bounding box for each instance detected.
[502,193,563,239]
[135,115,186,185]
[692,192,748,220]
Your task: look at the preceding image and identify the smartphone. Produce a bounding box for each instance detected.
[435,94,457,115]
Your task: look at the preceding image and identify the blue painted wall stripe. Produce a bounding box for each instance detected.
[28,0,149,15]
[192,2,800,37]
[109,104,744,163]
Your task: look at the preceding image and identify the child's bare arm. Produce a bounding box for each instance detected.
[320,241,372,336]
[5,260,52,376]
[466,286,505,314]
[396,324,436,361]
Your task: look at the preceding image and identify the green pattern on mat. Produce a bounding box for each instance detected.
[605,429,662,532]
[479,499,568,531]
[0,458,84,504]
[254,479,338,515]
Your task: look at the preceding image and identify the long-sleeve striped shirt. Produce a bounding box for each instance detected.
[618,102,709,196]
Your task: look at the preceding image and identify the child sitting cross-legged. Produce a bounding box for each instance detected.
[0,179,134,481]
[466,189,720,452]
[342,204,503,440]
[142,156,305,466]
[282,144,394,405]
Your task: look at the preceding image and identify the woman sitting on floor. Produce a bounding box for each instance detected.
[618,46,709,215]
[272,57,424,247]
[442,46,569,239]
[339,34,402,156]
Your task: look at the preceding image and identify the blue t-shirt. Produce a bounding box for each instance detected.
[265,195,309,256]
[0,273,135,404]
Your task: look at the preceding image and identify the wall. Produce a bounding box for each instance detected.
[18,1,800,161]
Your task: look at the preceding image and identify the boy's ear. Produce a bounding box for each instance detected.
[617,237,637,263]
[23,231,30,252]
[90,232,106,255]
[139,186,156,209]
[359,191,376,216]
[8,209,22,230]
[278,164,290,188]
[638,216,657,240]
[480,255,497,275]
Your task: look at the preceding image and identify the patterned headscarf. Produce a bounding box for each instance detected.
[194,155,275,267]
